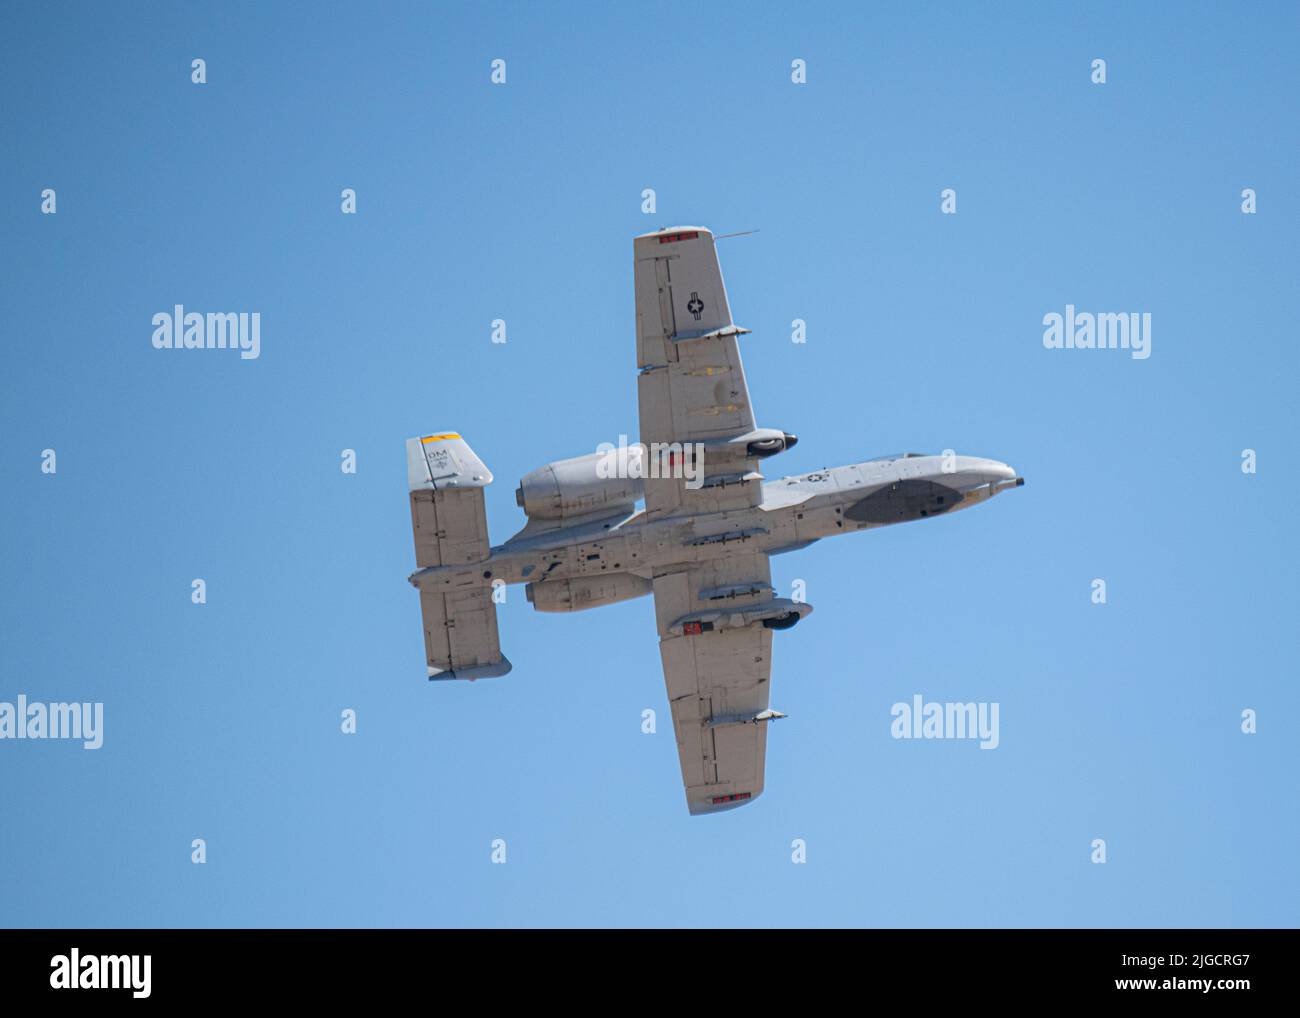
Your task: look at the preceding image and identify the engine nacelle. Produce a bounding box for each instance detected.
[526,573,653,612]
[515,450,644,523]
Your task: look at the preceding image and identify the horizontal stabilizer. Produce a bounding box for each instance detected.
[406,431,510,680]
[420,587,511,681]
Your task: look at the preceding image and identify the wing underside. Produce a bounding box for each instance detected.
[634,227,765,520]
[652,551,777,815]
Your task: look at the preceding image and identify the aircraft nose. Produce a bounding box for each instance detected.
[983,459,1024,495]
[958,457,1016,482]
[956,457,1023,496]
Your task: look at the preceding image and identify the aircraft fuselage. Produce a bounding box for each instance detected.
[409,453,1022,599]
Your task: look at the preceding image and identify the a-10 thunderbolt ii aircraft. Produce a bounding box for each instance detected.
[405,226,1024,815]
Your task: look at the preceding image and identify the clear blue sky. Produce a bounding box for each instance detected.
[2,1,1296,927]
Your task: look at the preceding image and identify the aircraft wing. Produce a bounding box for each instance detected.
[652,551,779,815]
[634,227,764,519]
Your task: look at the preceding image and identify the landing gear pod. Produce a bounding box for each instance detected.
[668,597,813,638]
[744,431,799,459]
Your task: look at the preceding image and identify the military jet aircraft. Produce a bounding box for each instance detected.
[405,226,1023,815]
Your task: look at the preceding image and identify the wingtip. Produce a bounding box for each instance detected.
[634,225,712,243]
[688,789,763,816]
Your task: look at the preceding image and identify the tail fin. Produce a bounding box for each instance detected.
[407,432,492,568]
[406,432,511,680]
